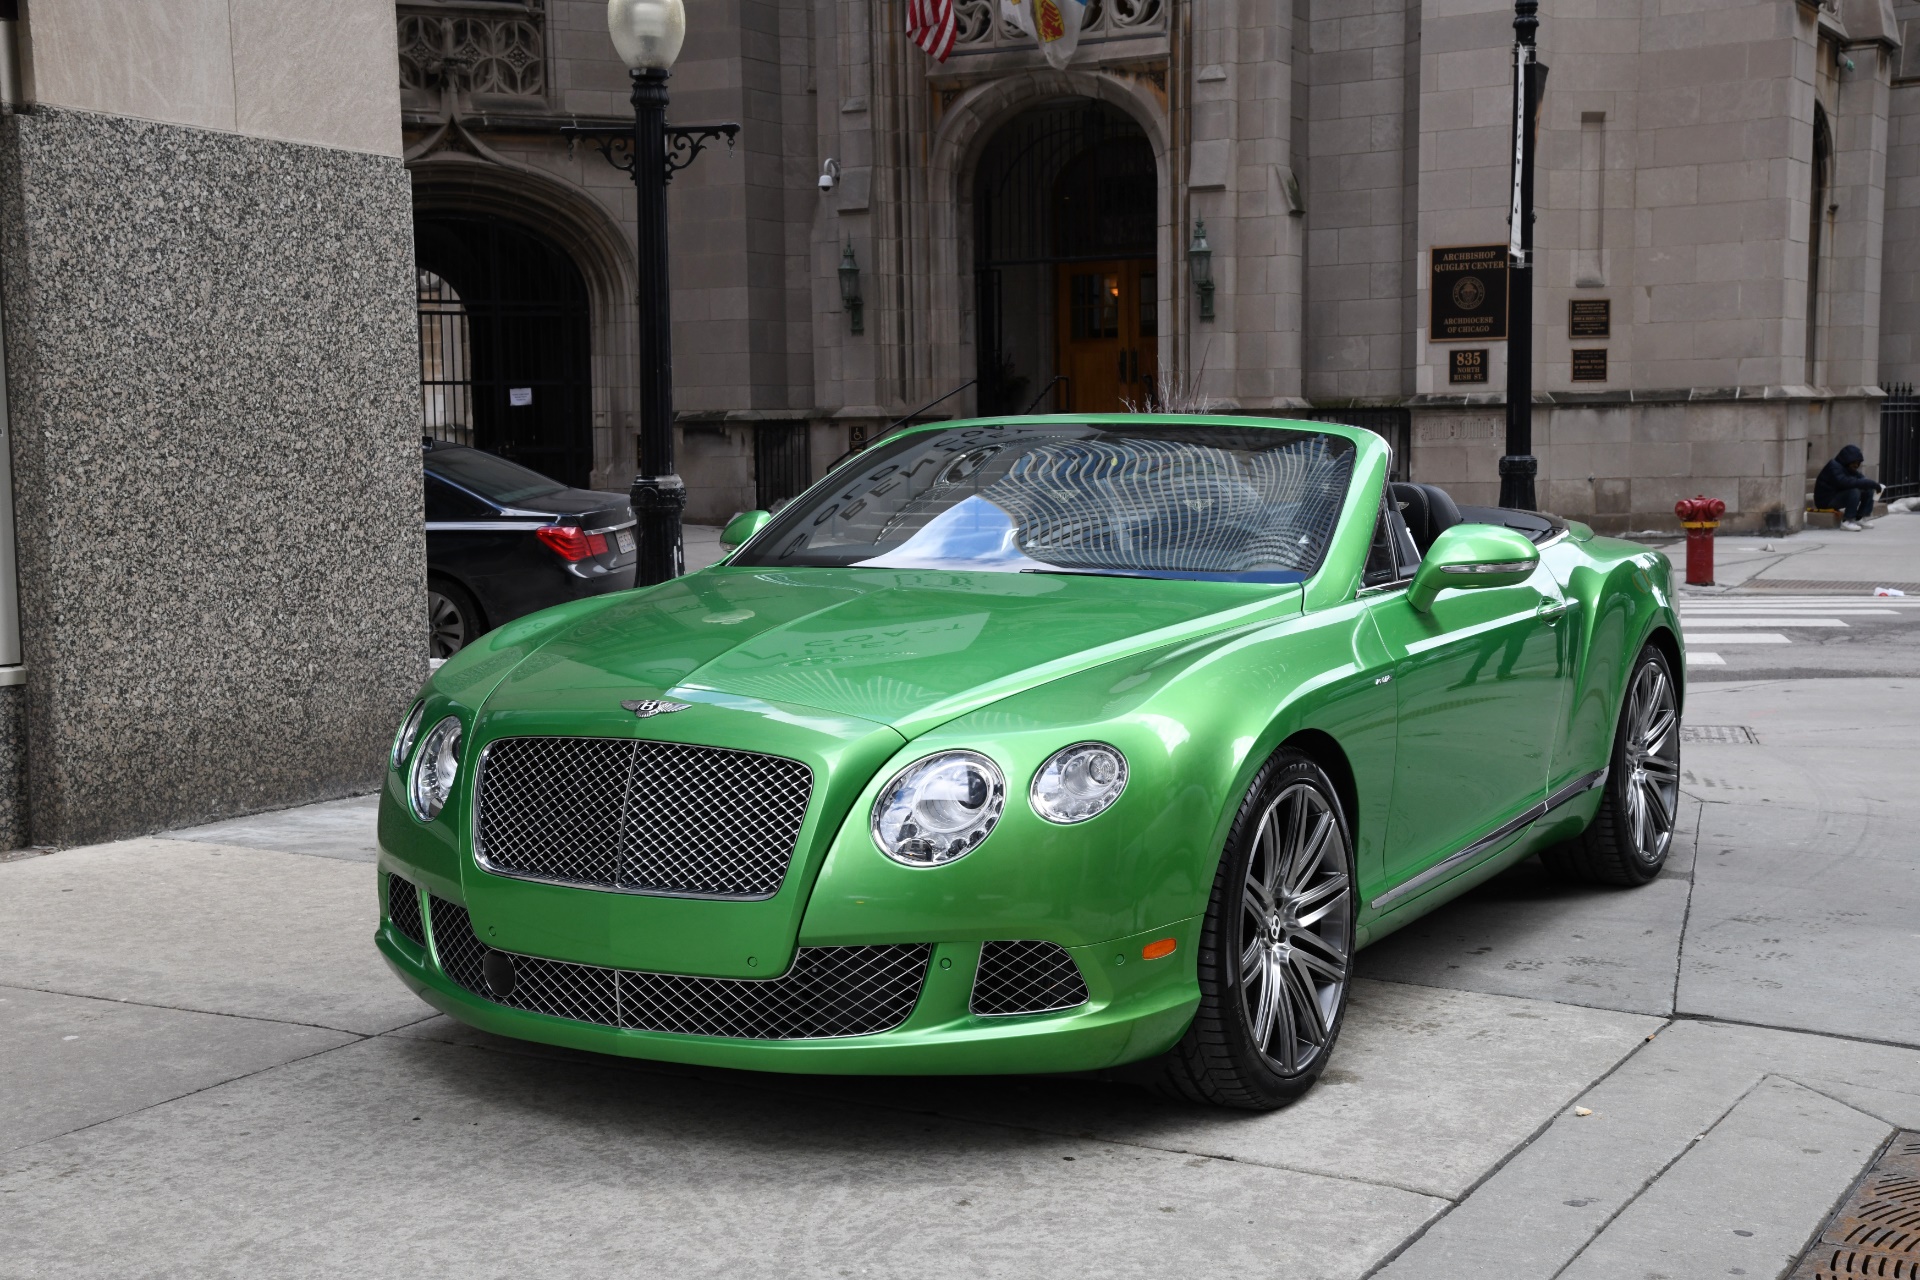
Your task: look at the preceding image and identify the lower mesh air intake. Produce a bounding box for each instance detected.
[427,896,929,1040]
[971,940,1090,1016]
[387,874,426,948]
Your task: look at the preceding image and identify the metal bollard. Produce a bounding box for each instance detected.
[1674,495,1726,586]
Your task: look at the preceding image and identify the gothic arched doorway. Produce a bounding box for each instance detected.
[414,214,594,488]
[973,99,1158,415]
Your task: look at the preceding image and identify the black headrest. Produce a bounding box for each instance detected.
[1390,483,1432,550]
[1419,484,1463,538]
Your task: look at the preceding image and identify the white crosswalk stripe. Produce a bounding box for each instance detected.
[1677,593,1916,667]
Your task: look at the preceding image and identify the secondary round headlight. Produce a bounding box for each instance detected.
[871,751,1006,866]
[1030,742,1128,824]
[409,716,463,821]
[391,701,425,770]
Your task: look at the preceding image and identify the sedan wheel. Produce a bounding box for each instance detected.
[1155,749,1354,1110]
[427,578,482,661]
[1542,642,1681,886]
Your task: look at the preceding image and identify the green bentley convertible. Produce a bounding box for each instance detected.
[378,416,1681,1109]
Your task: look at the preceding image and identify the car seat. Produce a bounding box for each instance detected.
[1390,482,1463,556]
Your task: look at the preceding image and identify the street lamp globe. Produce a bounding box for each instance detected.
[608,0,684,71]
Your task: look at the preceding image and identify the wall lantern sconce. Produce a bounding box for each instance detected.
[1189,220,1215,321]
[839,239,864,334]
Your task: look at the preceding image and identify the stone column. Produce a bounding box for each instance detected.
[0,0,421,843]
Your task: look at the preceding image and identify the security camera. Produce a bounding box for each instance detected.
[819,158,840,192]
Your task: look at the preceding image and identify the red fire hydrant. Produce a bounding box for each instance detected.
[1674,495,1727,586]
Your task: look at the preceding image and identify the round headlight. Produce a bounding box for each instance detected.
[409,716,463,821]
[391,701,426,770]
[1030,742,1128,824]
[871,751,1006,866]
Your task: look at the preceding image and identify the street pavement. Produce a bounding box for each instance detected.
[4,524,1918,1277]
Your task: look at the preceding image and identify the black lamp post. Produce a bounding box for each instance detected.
[1501,0,1548,510]
[564,0,737,585]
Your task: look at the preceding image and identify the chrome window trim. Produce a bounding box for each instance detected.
[1368,768,1608,911]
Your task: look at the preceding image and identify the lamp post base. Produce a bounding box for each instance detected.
[630,472,687,583]
[1498,454,1538,511]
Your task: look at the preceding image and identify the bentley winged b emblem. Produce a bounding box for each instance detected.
[621,699,692,719]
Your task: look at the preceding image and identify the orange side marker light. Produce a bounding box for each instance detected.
[1142,938,1177,961]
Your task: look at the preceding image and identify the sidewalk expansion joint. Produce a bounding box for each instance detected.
[1542,1074,1773,1280]
[1665,1009,1920,1055]
[1359,1018,1680,1278]
[0,981,400,1038]
[0,1032,370,1160]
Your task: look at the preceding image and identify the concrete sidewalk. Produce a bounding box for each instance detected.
[1667,502,1920,595]
[4,681,1918,1277]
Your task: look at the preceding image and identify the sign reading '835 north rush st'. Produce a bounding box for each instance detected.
[1429,245,1509,342]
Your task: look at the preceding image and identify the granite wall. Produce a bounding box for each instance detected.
[0,106,424,846]
[0,684,27,849]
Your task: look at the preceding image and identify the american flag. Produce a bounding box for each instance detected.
[907,0,956,61]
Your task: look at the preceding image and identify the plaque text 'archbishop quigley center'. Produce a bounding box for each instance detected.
[1430,245,1509,343]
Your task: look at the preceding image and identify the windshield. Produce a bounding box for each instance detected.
[425,448,567,506]
[732,422,1357,581]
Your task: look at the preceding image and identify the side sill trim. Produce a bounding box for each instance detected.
[1368,767,1609,912]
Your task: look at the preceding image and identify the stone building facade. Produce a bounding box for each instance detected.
[402,0,1919,534]
[0,1,422,846]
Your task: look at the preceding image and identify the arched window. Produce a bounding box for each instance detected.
[417,269,473,446]
[414,215,593,488]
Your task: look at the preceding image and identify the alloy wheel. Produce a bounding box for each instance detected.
[428,590,467,660]
[1238,781,1352,1076]
[1623,658,1680,863]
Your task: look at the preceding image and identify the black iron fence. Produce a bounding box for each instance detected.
[755,423,812,511]
[1885,382,1919,500]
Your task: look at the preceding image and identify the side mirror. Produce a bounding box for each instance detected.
[1407,524,1540,613]
[720,509,771,550]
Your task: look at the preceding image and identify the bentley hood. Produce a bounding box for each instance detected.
[475,566,1304,735]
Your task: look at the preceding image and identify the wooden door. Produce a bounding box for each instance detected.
[1055,259,1159,413]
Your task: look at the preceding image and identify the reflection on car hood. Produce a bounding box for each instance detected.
[479,566,1303,733]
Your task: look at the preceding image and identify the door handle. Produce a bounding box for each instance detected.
[1537,600,1572,622]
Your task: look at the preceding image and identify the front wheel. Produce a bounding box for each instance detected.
[1541,642,1680,886]
[1153,750,1356,1110]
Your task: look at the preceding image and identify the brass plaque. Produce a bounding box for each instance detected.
[1450,349,1489,385]
[1570,298,1611,339]
[1430,245,1509,342]
[1572,349,1608,382]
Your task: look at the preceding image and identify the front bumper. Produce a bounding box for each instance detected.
[378,885,1200,1076]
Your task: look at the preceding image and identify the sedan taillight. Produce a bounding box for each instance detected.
[534,525,608,562]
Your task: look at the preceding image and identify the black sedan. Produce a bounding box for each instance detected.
[423,442,637,658]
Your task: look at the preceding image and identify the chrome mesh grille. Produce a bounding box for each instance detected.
[971,940,1090,1017]
[386,873,426,947]
[428,896,929,1039]
[475,736,813,898]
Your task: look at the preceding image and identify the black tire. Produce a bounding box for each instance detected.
[1153,749,1356,1110]
[427,575,484,660]
[1540,643,1680,887]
